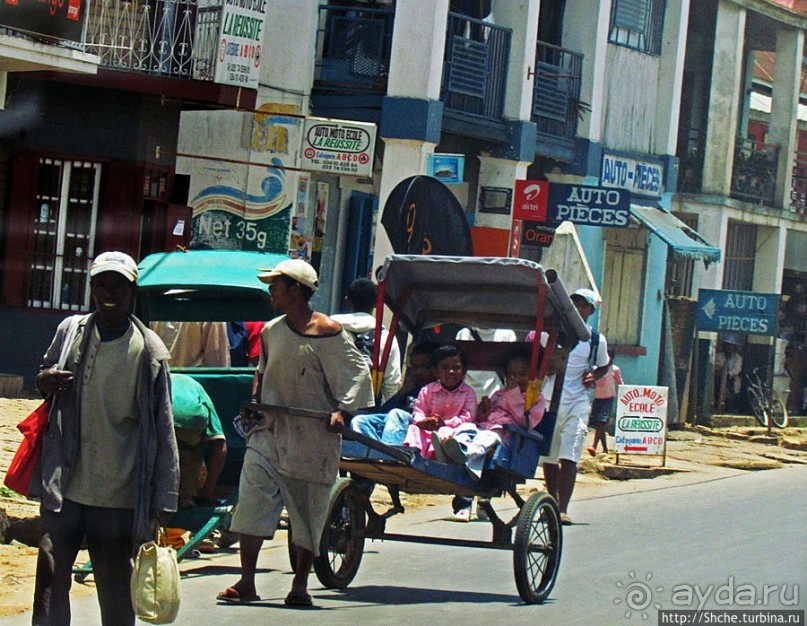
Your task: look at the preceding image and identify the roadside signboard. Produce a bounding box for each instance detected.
[301,117,376,177]
[615,385,668,459]
[214,0,267,88]
[520,221,556,247]
[513,180,549,222]
[697,289,779,337]
[546,183,630,227]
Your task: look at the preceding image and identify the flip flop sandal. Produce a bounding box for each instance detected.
[560,513,573,526]
[284,591,313,607]
[217,587,261,603]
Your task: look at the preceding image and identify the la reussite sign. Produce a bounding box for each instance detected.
[615,385,668,459]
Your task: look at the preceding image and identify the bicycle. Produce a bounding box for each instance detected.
[745,367,788,428]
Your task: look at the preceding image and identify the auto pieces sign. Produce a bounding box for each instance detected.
[513,180,629,227]
[301,118,376,177]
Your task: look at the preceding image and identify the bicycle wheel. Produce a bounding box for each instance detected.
[747,387,768,427]
[769,398,788,428]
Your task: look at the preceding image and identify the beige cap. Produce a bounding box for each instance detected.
[572,288,600,309]
[258,259,319,292]
[90,251,138,284]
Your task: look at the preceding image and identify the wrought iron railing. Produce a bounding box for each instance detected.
[83,0,222,80]
[314,3,394,92]
[730,137,779,207]
[532,41,583,141]
[441,12,510,119]
[791,150,807,215]
[678,128,705,193]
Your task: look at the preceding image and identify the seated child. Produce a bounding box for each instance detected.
[432,348,546,479]
[350,342,437,445]
[171,373,228,508]
[403,344,477,458]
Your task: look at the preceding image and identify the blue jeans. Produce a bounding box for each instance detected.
[351,408,412,446]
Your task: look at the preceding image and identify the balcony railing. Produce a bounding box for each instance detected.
[314,4,394,93]
[791,151,807,215]
[532,41,583,142]
[731,137,779,207]
[441,12,510,120]
[83,0,222,80]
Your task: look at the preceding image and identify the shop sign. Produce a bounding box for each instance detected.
[601,152,664,198]
[513,180,549,222]
[520,221,556,247]
[615,385,668,456]
[214,0,267,88]
[697,289,779,336]
[427,154,464,185]
[547,184,630,227]
[301,117,376,177]
[0,0,86,42]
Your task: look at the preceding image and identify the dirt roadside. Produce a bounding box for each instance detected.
[1,397,806,618]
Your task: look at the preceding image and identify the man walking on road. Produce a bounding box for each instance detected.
[541,288,610,526]
[218,259,373,607]
[32,251,179,626]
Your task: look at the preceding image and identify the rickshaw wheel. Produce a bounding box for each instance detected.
[513,491,562,604]
[313,477,366,589]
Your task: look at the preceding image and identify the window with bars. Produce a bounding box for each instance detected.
[609,0,665,55]
[28,159,102,310]
[722,222,757,292]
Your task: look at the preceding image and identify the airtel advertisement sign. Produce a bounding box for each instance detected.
[513,180,548,222]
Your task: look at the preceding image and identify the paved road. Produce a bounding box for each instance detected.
[4,465,805,625]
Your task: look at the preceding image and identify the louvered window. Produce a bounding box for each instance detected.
[609,0,665,55]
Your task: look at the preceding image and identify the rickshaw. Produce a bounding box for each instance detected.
[309,255,590,605]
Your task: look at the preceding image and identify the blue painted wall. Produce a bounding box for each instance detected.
[0,306,65,390]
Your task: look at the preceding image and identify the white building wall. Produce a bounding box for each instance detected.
[563,0,611,143]
[602,46,662,154]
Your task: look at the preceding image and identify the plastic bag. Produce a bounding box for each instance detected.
[130,531,181,624]
[3,400,51,497]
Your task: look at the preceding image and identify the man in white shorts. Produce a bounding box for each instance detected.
[217,260,373,607]
[541,288,610,526]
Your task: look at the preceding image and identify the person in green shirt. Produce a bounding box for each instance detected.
[171,373,227,508]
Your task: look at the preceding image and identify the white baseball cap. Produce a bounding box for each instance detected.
[571,288,600,310]
[258,259,319,292]
[90,251,138,284]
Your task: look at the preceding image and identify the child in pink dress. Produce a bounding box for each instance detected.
[433,349,546,478]
[587,348,622,455]
[403,344,477,459]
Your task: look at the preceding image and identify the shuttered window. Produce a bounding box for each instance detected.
[609,0,665,55]
[601,227,647,345]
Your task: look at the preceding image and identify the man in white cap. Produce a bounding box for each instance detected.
[218,259,373,607]
[541,288,610,526]
[32,251,179,625]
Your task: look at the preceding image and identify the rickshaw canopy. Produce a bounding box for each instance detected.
[377,255,590,343]
[136,250,287,322]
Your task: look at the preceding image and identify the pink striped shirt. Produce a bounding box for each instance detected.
[412,380,477,428]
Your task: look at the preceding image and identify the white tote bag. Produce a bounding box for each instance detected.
[130,531,181,624]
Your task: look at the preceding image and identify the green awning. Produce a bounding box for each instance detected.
[630,205,721,266]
